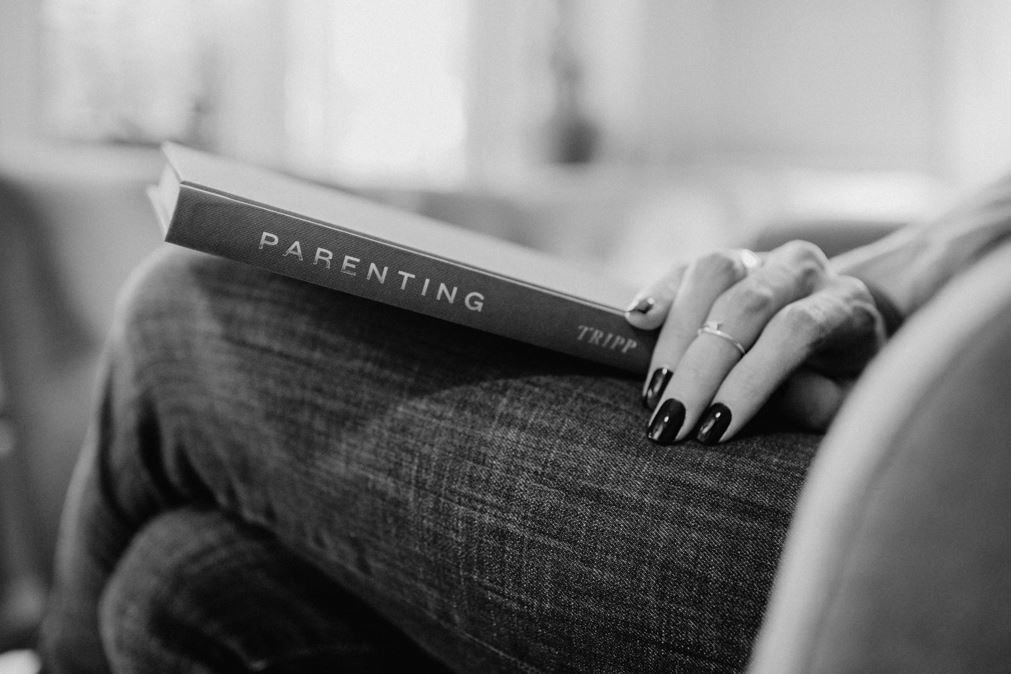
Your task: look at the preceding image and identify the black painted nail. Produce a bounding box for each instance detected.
[647,399,686,445]
[625,296,655,316]
[696,403,732,445]
[642,367,672,409]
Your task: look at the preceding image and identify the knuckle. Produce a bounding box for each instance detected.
[834,274,864,295]
[782,240,829,268]
[727,279,778,315]
[691,250,746,283]
[776,246,829,294]
[830,278,883,335]
[776,302,830,347]
[795,260,826,288]
[850,300,882,336]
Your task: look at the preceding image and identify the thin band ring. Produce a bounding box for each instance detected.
[739,248,762,272]
[697,321,747,357]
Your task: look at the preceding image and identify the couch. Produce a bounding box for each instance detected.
[750,238,1011,671]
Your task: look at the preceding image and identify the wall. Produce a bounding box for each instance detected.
[580,0,941,172]
[712,0,936,170]
[0,0,40,145]
[13,1,1011,189]
[937,0,1011,187]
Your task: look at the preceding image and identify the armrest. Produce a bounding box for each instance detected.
[749,240,1011,671]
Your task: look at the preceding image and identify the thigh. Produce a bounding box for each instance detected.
[71,249,822,672]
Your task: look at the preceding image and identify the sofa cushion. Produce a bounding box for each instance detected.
[750,240,1011,671]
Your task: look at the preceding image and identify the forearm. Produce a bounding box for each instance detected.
[832,171,1011,318]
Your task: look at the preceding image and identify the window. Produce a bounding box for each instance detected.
[41,0,555,185]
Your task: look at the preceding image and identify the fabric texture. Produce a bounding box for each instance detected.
[41,248,820,672]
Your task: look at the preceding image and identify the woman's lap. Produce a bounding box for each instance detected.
[42,248,820,672]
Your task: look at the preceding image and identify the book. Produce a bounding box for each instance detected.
[147,143,656,373]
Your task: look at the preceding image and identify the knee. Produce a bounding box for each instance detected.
[111,247,233,341]
[97,509,199,669]
[110,245,372,349]
[107,246,301,371]
[110,243,451,362]
[98,509,249,671]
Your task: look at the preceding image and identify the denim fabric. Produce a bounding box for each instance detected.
[99,508,447,673]
[41,248,820,673]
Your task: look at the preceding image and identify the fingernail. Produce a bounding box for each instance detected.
[696,403,732,445]
[625,296,655,316]
[642,367,672,409]
[647,399,685,445]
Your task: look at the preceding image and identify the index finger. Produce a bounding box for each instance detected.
[624,263,688,330]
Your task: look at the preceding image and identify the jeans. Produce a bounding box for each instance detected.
[41,248,820,672]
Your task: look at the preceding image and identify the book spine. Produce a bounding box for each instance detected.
[166,186,656,373]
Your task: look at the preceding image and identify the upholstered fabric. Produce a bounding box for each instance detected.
[750,240,1011,672]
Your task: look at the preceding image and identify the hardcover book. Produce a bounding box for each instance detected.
[147,143,656,373]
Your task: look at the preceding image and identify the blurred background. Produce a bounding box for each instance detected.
[3,0,1011,659]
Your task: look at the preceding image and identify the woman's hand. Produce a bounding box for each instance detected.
[625,241,887,445]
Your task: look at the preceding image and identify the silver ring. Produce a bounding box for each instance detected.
[697,321,747,357]
[739,248,762,272]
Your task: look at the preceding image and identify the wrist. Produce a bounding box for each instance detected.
[830,228,925,319]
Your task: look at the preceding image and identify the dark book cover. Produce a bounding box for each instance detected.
[147,143,656,373]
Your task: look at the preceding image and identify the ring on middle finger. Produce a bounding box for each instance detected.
[697,320,748,357]
[738,248,762,273]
